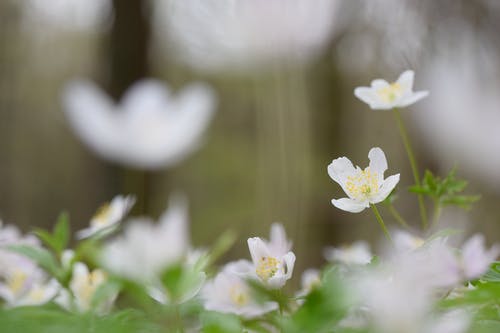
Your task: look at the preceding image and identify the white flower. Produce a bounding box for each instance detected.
[100,195,189,283]
[392,230,425,252]
[296,269,321,299]
[76,195,135,239]
[324,241,372,265]
[201,262,278,318]
[158,0,340,72]
[11,279,60,307]
[327,147,400,213]
[246,223,296,289]
[0,221,50,306]
[63,79,216,169]
[354,70,429,110]
[68,262,111,312]
[460,234,499,280]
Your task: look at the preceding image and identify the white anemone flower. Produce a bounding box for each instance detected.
[296,269,321,300]
[460,234,500,280]
[246,223,296,289]
[354,70,429,110]
[11,279,60,307]
[324,241,372,265]
[76,195,135,239]
[63,79,216,169]
[327,147,400,213]
[201,262,278,318]
[0,221,48,306]
[158,0,340,72]
[100,195,189,284]
[392,230,425,253]
[68,262,112,313]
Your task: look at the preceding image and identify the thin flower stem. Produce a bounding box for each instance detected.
[387,203,410,229]
[370,204,392,243]
[392,108,428,229]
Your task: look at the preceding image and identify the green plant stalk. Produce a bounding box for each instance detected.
[370,204,392,243]
[432,199,442,228]
[387,203,409,229]
[392,108,428,229]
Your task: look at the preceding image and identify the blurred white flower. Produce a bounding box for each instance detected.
[158,0,341,72]
[324,241,372,265]
[11,279,60,307]
[100,195,189,283]
[392,230,425,252]
[202,262,278,318]
[328,147,400,213]
[414,40,500,191]
[0,222,49,306]
[76,195,135,239]
[354,70,428,110]
[63,79,216,169]
[247,223,296,289]
[68,262,112,313]
[296,268,321,299]
[461,234,499,280]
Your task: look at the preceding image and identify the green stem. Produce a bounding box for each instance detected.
[432,200,442,228]
[392,108,428,229]
[387,203,409,229]
[370,204,392,242]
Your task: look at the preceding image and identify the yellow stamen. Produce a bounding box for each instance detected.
[345,168,379,200]
[7,270,27,295]
[377,82,402,103]
[91,203,111,227]
[229,285,249,306]
[256,256,279,281]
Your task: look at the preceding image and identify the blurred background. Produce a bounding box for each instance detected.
[1,0,500,277]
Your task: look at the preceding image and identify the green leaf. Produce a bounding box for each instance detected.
[91,279,122,308]
[409,168,479,210]
[281,268,350,333]
[201,311,244,333]
[34,212,70,255]
[6,245,62,280]
[53,212,70,253]
[482,262,500,282]
[161,264,206,303]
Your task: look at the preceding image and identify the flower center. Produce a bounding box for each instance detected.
[256,256,279,281]
[229,284,249,307]
[345,168,379,200]
[377,82,402,103]
[28,286,46,302]
[91,203,112,227]
[77,270,107,305]
[7,269,28,295]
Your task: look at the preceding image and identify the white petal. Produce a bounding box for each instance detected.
[327,156,356,188]
[331,198,368,213]
[368,147,387,178]
[282,252,296,281]
[462,234,500,280]
[398,90,429,108]
[371,174,400,204]
[354,87,379,106]
[62,80,123,160]
[269,223,291,255]
[371,79,389,90]
[247,237,271,265]
[121,79,171,117]
[396,70,415,92]
[267,252,296,289]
